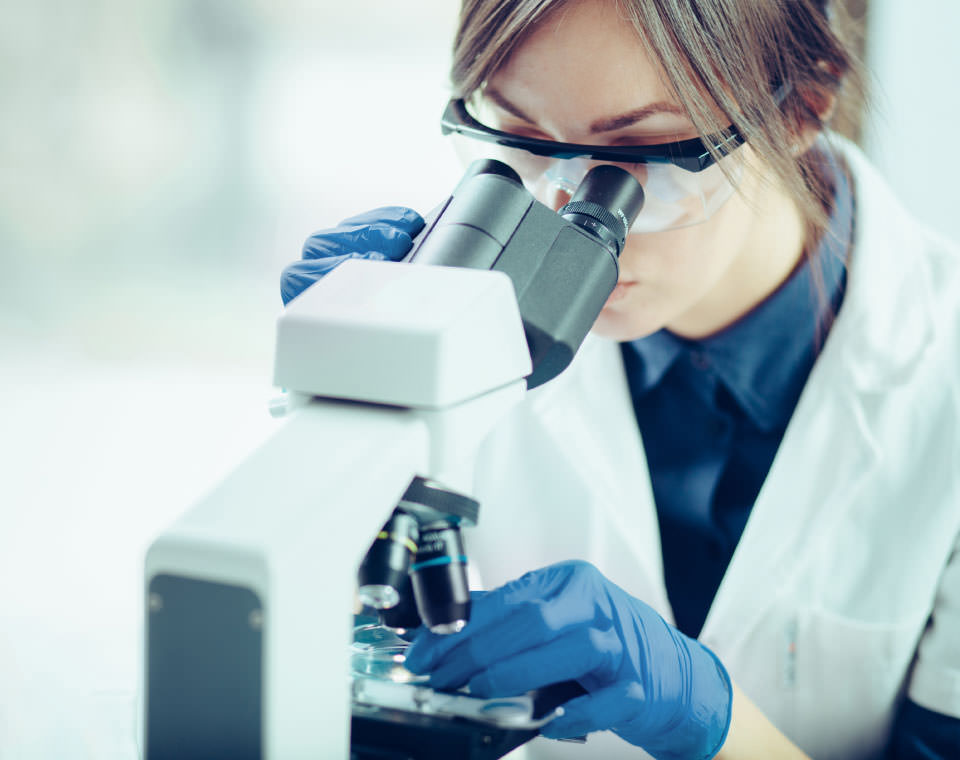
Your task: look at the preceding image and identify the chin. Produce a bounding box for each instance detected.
[590,307,661,343]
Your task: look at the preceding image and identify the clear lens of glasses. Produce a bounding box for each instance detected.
[448,112,743,234]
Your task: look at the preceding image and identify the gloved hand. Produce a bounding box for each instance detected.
[403,560,732,760]
[280,207,425,305]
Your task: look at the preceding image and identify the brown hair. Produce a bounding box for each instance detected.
[450,0,865,260]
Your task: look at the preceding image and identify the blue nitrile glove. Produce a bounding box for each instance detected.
[280,207,425,305]
[403,560,732,760]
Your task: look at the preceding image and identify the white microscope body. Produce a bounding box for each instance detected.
[142,158,644,759]
[143,259,532,759]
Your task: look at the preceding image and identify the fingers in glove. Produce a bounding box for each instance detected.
[301,222,415,261]
[302,207,424,260]
[405,595,560,678]
[539,681,648,740]
[407,598,614,689]
[336,206,425,234]
[280,253,368,305]
[405,561,611,676]
[460,626,624,698]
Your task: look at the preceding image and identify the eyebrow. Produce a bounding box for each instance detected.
[483,87,688,135]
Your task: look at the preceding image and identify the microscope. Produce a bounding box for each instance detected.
[143,159,644,759]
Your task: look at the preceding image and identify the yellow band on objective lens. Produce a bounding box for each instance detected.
[378,530,417,554]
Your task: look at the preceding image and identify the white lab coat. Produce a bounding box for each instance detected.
[467,139,960,760]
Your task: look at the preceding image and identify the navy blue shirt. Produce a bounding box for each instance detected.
[620,148,959,756]
[621,150,851,639]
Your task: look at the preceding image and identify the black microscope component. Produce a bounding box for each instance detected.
[358,509,420,611]
[410,522,471,634]
[406,158,644,388]
[356,477,479,635]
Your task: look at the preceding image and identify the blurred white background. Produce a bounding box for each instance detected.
[0,2,460,756]
[863,1,960,237]
[0,1,957,757]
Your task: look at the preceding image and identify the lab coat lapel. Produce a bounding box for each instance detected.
[530,337,671,616]
[701,136,935,652]
[536,334,886,644]
[698,352,882,650]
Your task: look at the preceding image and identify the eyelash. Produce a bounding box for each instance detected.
[496,116,695,147]
[504,128,683,148]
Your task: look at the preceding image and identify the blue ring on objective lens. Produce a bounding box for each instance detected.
[411,556,468,571]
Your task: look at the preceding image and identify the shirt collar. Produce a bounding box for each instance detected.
[624,143,854,431]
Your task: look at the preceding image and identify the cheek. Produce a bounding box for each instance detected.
[590,216,744,340]
[622,226,724,302]
[618,224,726,283]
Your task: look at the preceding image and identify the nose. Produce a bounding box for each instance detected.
[543,183,574,213]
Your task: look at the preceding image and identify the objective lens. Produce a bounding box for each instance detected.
[357,510,419,610]
[410,523,470,634]
[358,585,399,610]
[378,573,423,632]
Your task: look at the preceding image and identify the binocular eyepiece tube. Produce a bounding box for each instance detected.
[406,158,644,389]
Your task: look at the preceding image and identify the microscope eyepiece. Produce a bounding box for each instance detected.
[559,164,644,257]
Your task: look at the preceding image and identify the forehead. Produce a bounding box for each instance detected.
[486,0,682,129]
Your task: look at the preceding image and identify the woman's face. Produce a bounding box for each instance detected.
[483,0,804,340]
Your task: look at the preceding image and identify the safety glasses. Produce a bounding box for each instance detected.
[442,98,745,172]
[441,97,748,233]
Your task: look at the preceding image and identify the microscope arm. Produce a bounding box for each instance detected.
[144,260,532,759]
[144,399,429,759]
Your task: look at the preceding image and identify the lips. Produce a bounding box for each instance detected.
[604,281,636,305]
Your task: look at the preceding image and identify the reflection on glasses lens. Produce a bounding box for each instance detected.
[448,129,742,233]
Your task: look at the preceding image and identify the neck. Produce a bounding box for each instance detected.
[667,174,807,340]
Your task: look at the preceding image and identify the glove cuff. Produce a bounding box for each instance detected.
[624,636,733,760]
[699,645,733,760]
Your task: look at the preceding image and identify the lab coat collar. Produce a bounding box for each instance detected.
[824,136,935,392]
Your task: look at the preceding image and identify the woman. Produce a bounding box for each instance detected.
[282,1,960,757]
